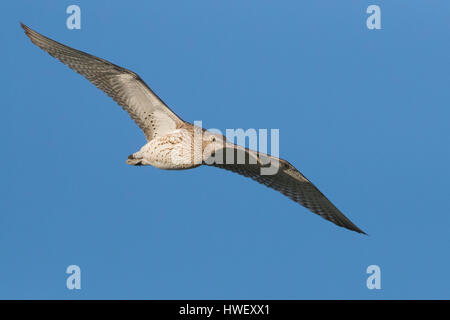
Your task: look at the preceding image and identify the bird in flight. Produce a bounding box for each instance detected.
[21,23,365,234]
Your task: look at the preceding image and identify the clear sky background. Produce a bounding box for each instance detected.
[1,1,450,299]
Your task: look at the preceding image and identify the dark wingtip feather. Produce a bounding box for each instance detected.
[20,22,33,39]
[20,22,28,32]
[349,225,368,236]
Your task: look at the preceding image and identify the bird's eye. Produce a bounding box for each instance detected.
[212,137,216,142]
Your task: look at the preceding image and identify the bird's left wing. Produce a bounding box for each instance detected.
[21,23,184,141]
[207,144,366,234]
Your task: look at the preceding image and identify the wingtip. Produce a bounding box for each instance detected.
[339,215,367,235]
[353,226,368,236]
[20,22,31,35]
[341,219,367,235]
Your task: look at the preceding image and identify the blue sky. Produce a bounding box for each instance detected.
[1,1,450,299]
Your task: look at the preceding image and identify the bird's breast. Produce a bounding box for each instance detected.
[141,131,200,170]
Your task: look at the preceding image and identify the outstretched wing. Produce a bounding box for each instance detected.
[207,144,366,234]
[21,23,183,141]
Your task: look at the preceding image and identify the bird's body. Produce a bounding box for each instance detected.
[129,128,193,169]
[127,123,202,169]
[21,23,366,234]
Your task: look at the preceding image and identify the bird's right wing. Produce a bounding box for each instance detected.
[21,23,184,141]
[207,144,366,234]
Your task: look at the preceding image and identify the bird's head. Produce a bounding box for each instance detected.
[202,130,227,163]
